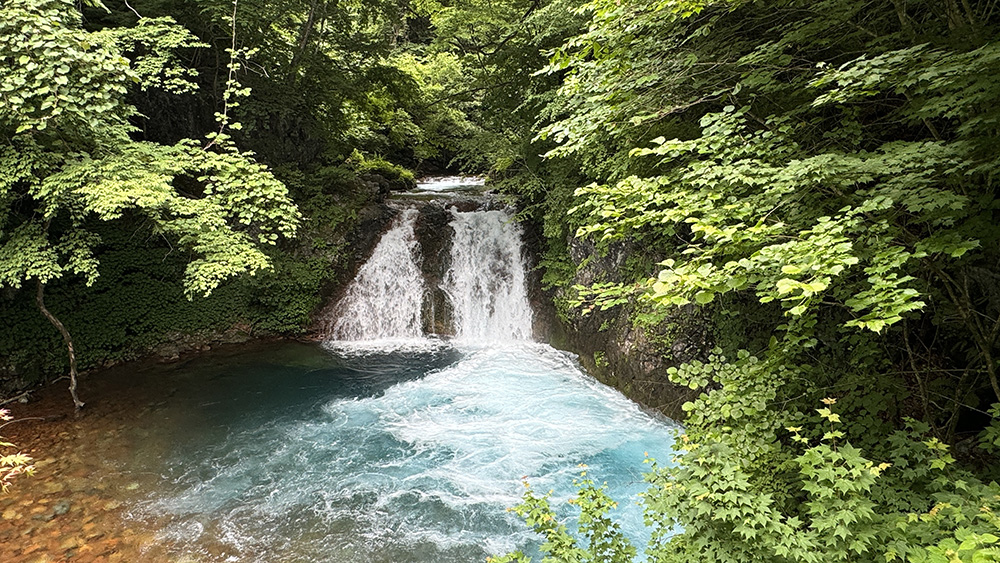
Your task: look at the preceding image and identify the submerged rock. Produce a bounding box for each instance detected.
[52,500,71,517]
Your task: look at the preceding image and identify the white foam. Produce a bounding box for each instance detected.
[141,343,678,562]
[415,176,486,192]
[322,337,450,357]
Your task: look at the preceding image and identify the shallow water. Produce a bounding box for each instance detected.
[111,340,678,562]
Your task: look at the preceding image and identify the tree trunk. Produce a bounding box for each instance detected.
[36,281,84,411]
[288,0,320,73]
[890,0,915,38]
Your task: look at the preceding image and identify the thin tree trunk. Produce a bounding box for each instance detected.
[891,0,915,37]
[903,321,936,434]
[929,262,1000,401]
[36,280,84,411]
[944,0,966,30]
[288,0,320,73]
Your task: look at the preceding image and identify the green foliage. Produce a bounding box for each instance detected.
[0,0,309,389]
[2,0,135,138]
[0,207,352,381]
[0,0,300,295]
[240,253,329,334]
[406,0,587,173]
[491,0,1000,559]
[494,470,636,563]
[593,351,608,368]
[349,151,417,190]
[0,408,34,493]
[643,402,1000,563]
[503,403,1000,563]
[388,52,483,168]
[541,0,1000,422]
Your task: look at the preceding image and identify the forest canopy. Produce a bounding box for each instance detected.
[483,0,1000,560]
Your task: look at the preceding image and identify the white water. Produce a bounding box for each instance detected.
[414,176,486,191]
[140,343,678,563]
[393,176,487,200]
[443,210,533,342]
[328,205,533,342]
[328,209,425,340]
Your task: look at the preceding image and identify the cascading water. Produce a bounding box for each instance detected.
[327,208,425,340]
[327,203,533,342]
[127,182,679,563]
[443,209,533,341]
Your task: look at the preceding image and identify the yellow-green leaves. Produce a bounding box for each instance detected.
[510,0,1000,560]
[0,222,62,288]
[498,474,637,563]
[98,17,206,94]
[1,0,135,140]
[1,408,35,493]
[817,408,842,424]
[0,0,300,301]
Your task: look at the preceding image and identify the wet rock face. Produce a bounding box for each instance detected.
[357,172,416,195]
[413,204,455,336]
[314,201,397,331]
[517,214,566,343]
[563,301,708,420]
[525,235,711,421]
[348,203,397,269]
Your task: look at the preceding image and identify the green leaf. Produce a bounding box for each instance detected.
[694,291,715,304]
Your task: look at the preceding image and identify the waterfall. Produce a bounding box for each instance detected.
[443,209,533,341]
[326,205,533,342]
[328,208,425,340]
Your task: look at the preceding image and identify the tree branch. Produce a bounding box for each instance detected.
[36,280,84,411]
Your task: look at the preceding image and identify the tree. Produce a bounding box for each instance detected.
[128,0,419,166]
[0,0,300,409]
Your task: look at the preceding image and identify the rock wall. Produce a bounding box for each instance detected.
[414,204,455,335]
[524,231,710,421]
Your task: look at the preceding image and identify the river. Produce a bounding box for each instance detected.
[0,177,678,562]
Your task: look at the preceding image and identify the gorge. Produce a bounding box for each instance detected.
[0,178,679,562]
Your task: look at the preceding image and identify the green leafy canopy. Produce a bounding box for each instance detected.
[0,0,300,297]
